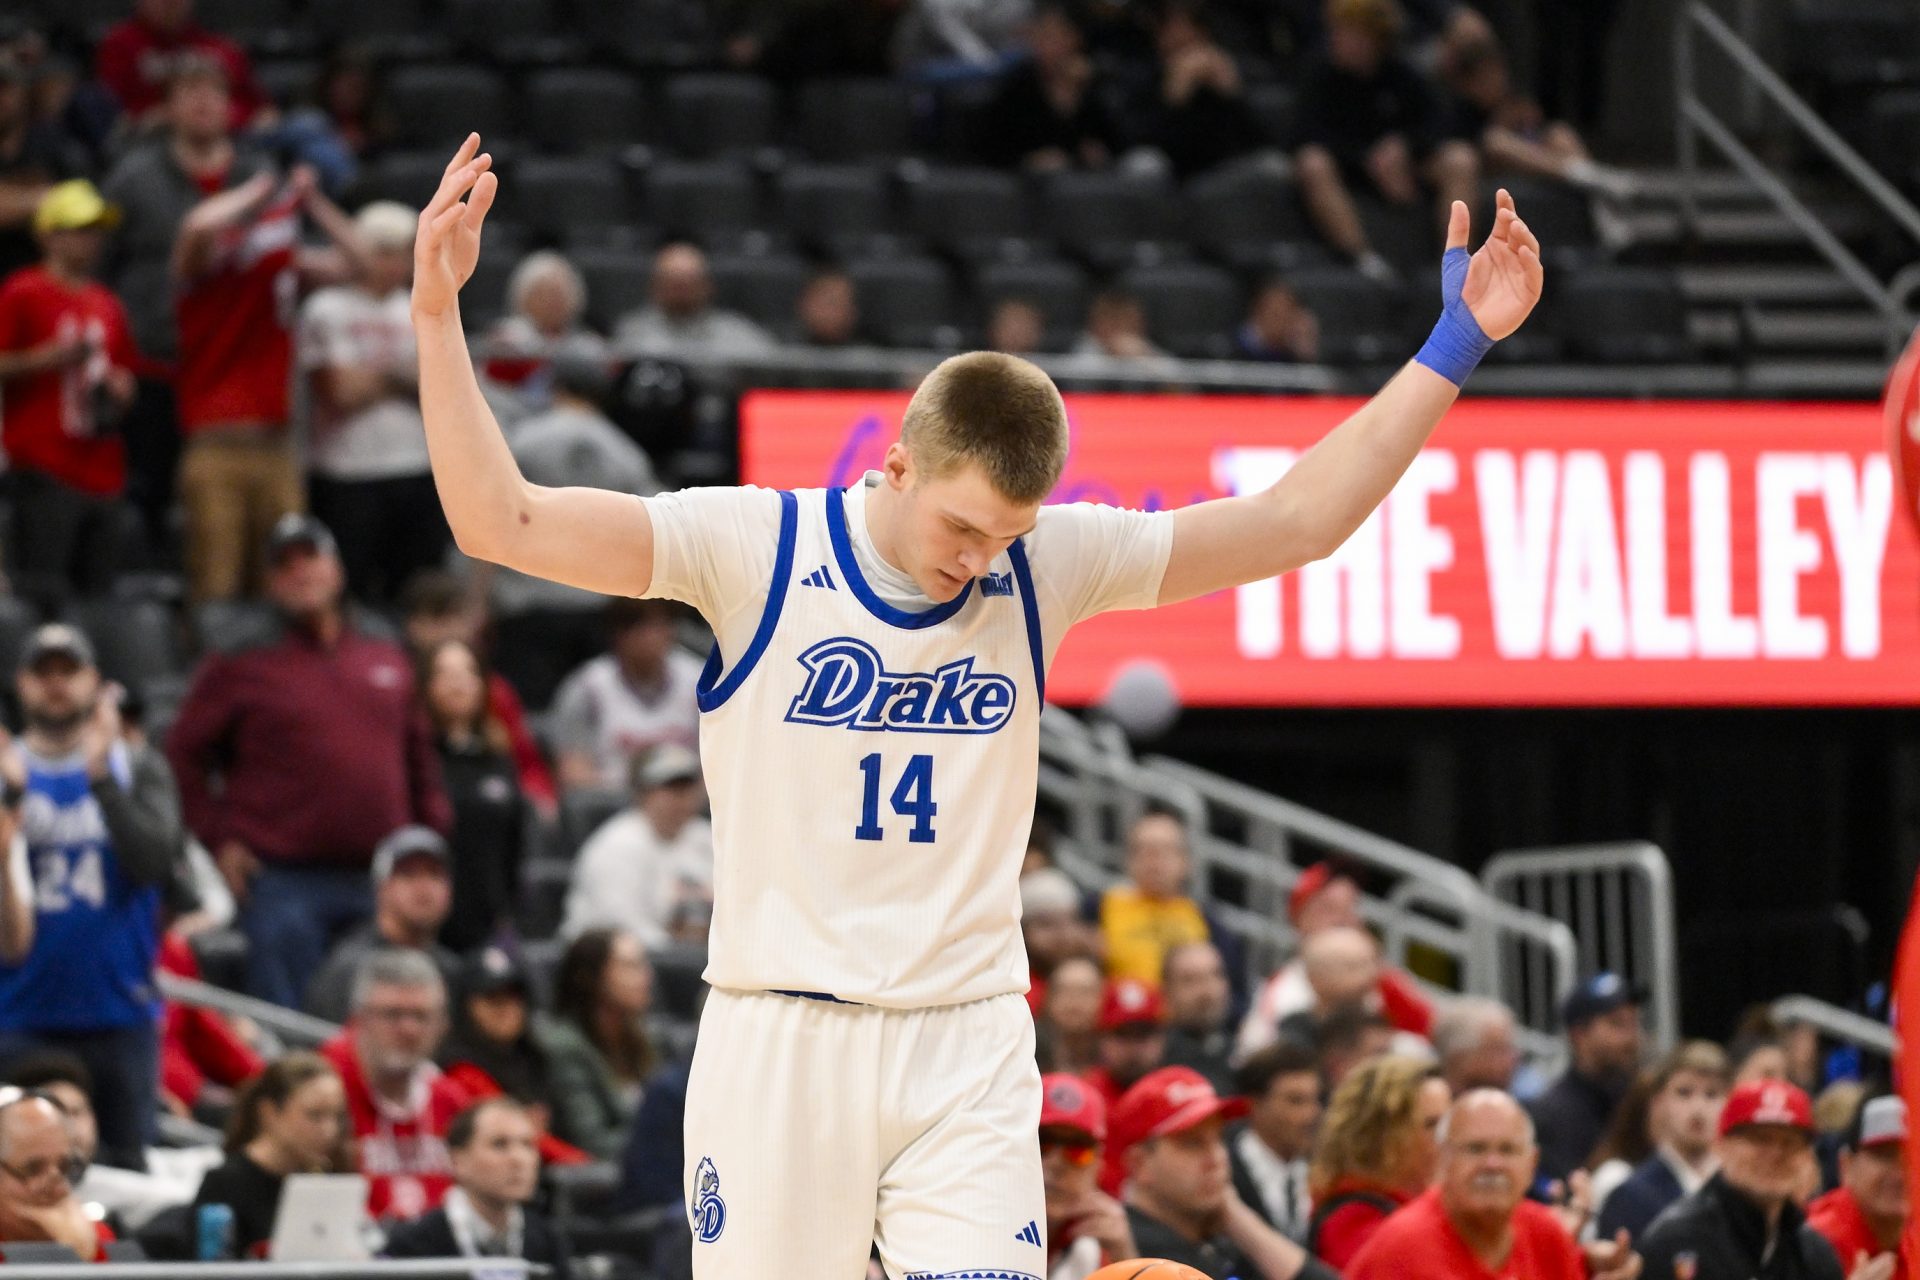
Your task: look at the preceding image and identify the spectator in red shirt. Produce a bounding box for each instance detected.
[0,180,139,601]
[1308,1054,1452,1269]
[1346,1089,1637,1280]
[1238,861,1435,1061]
[1039,1072,1136,1280]
[172,156,360,601]
[1807,1095,1907,1279]
[94,0,268,131]
[321,949,470,1222]
[166,514,452,1009]
[157,931,264,1125]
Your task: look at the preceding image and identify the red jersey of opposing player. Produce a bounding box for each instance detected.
[0,265,139,495]
[174,191,300,433]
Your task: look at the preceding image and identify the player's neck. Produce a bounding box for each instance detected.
[861,480,912,578]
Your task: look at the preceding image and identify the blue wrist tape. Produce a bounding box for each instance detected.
[1414,246,1495,387]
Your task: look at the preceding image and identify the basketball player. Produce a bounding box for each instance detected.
[412,134,1543,1280]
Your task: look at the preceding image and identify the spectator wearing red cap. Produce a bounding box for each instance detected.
[1237,863,1434,1061]
[1807,1095,1907,1279]
[1039,1073,1136,1280]
[1346,1088,1637,1280]
[1099,810,1210,986]
[1530,973,1647,1185]
[1110,1065,1340,1280]
[1037,955,1103,1077]
[1638,1079,1844,1280]
[1084,977,1168,1115]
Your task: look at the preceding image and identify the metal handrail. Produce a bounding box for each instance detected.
[158,972,341,1047]
[1482,842,1680,1054]
[1676,2,1920,351]
[1771,994,1896,1057]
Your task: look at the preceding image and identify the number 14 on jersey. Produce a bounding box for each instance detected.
[855,753,938,844]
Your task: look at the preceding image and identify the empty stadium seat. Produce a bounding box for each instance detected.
[1284,265,1407,365]
[797,79,917,161]
[847,256,959,348]
[308,0,449,60]
[560,786,629,856]
[195,0,306,55]
[569,246,655,331]
[252,59,316,112]
[1487,177,1597,256]
[774,163,899,256]
[1556,267,1694,363]
[1353,196,1434,279]
[447,0,582,66]
[507,155,632,240]
[1120,262,1243,359]
[1244,83,1299,148]
[1040,170,1185,268]
[65,598,179,690]
[708,252,812,337]
[579,0,714,70]
[519,859,572,939]
[191,600,277,656]
[1185,162,1313,270]
[666,74,779,158]
[525,68,653,153]
[902,166,1037,262]
[382,64,513,152]
[1786,0,1920,90]
[641,159,762,242]
[1863,88,1920,193]
[353,151,451,211]
[0,598,40,676]
[972,259,1091,351]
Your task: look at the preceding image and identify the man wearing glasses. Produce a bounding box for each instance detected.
[319,950,469,1222]
[0,1091,110,1260]
[1039,1072,1134,1280]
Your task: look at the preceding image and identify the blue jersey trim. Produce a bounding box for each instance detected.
[1007,538,1044,703]
[696,489,798,713]
[826,486,974,630]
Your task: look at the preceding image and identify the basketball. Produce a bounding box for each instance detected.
[1086,1262,1213,1280]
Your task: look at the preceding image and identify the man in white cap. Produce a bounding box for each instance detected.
[1807,1095,1907,1277]
[298,198,446,605]
[563,744,712,950]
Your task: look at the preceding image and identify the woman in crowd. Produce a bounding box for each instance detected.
[1034,954,1103,1076]
[191,1053,349,1258]
[538,928,659,1161]
[437,947,588,1166]
[418,638,527,952]
[1584,1067,1659,1224]
[1305,1054,1451,1270]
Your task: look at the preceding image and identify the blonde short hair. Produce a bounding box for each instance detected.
[900,352,1069,504]
[1310,1054,1441,1199]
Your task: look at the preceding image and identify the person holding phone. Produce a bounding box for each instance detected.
[0,624,186,1169]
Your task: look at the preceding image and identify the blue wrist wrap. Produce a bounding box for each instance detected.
[1414,246,1494,386]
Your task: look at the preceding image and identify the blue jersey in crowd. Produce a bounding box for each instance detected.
[0,744,161,1031]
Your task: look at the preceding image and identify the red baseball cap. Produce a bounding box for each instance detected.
[1110,1066,1250,1156]
[1718,1079,1814,1137]
[1040,1073,1107,1143]
[1288,863,1338,924]
[1099,978,1166,1031]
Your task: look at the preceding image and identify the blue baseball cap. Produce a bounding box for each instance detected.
[1560,972,1646,1029]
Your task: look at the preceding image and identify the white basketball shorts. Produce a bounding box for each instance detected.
[683,987,1047,1280]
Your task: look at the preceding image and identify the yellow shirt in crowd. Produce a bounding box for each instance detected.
[1099,885,1210,985]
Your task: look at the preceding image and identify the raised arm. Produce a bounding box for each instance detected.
[171,172,277,284]
[412,135,656,597]
[1157,190,1542,606]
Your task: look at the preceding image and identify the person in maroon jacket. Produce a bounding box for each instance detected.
[166,513,452,1009]
[94,0,269,132]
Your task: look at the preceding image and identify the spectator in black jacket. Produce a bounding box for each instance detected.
[1160,940,1235,1093]
[1597,1040,1728,1244]
[979,4,1121,172]
[418,639,525,953]
[1638,1079,1842,1280]
[1228,1042,1321,1241]
[383,1098,568,1278]
[193,1052,351,1259]
[1528,973,1644,1184]
[1292,0,1479,283]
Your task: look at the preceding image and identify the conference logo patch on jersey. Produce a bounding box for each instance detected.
[784,637,1016,734]
[692,1156,726,1243]
[980,571,1014,597]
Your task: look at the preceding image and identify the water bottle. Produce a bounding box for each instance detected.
[196,1202,235,1262]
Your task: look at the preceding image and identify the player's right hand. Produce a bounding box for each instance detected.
[412,133,497,320]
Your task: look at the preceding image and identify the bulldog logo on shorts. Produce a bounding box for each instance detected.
[693,1156,727,1243]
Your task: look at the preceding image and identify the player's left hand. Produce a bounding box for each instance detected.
[1454,187,1544,341]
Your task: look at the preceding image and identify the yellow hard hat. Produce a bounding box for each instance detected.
[34,180,121,236]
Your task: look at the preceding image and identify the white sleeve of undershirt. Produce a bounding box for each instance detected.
[641,486,786,637]
[1023,502,1175,656]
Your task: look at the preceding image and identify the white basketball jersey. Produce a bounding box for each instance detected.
[694,485,1046,1008]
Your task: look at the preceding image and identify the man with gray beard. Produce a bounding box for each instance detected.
[0,623,183,1170]
[1348,1089,1642,1280]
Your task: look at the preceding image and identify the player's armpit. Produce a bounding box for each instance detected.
[459,481,657,599]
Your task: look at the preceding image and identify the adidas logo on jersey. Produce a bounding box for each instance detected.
[1014,1221,1042,1247]
[800,565,837,590]
[784,636,1017,734]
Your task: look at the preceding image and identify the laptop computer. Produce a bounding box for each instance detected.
[267,1173,373,1262]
